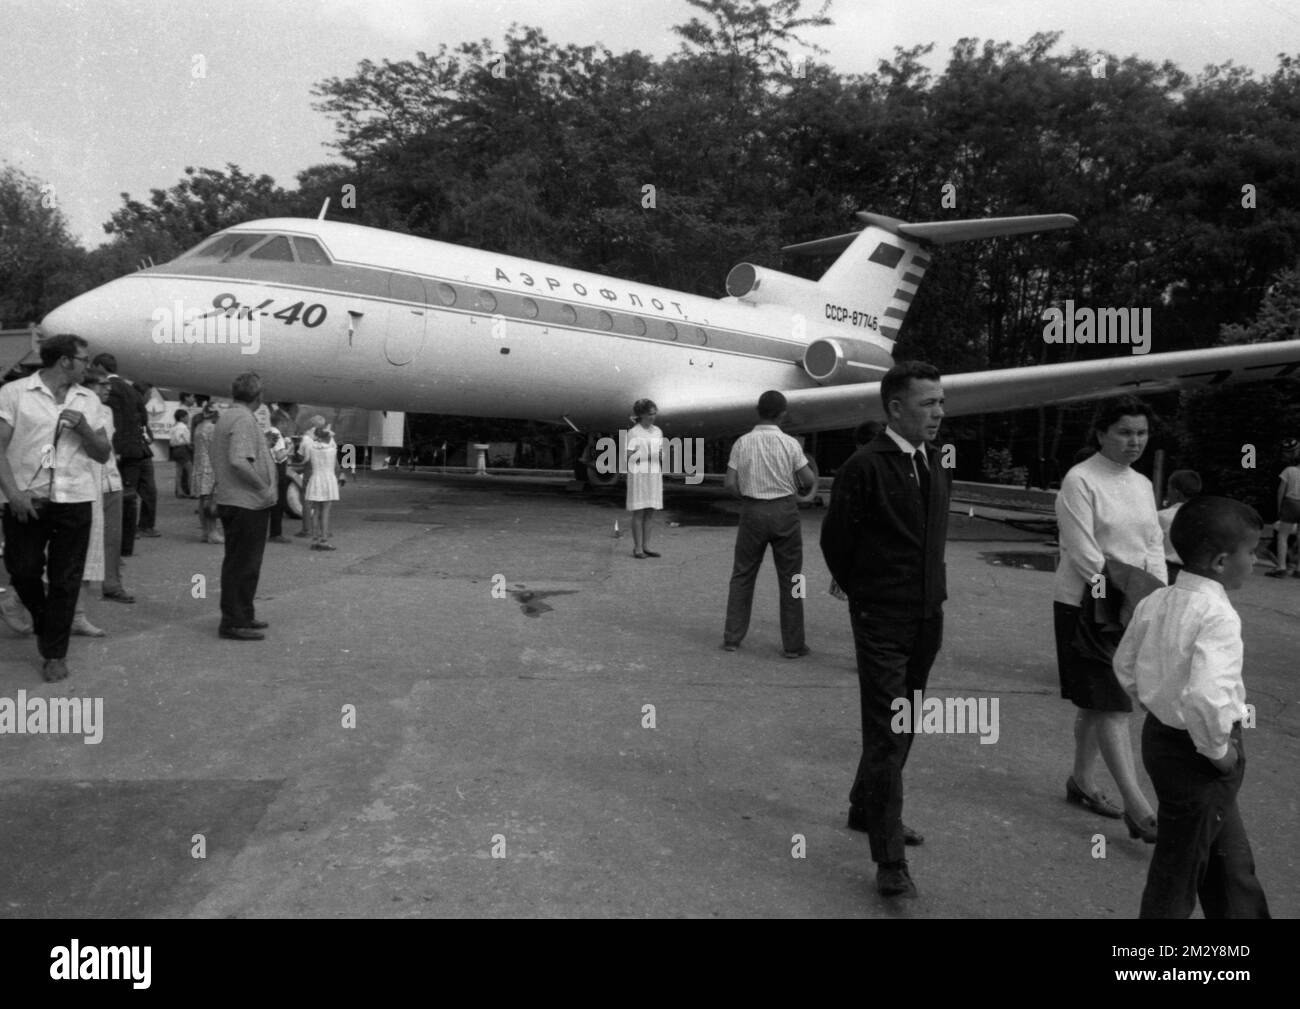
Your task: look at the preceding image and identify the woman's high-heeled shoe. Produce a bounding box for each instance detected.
[1123,811,1157,844]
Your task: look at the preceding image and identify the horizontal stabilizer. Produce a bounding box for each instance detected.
[783,212,1077,257]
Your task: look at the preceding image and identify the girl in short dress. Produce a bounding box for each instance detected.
[192,408,221,543]
[304,423,341,551]
[625,398,664,558]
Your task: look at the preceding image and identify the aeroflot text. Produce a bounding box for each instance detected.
[1042,301,1151,355]
[50,941,151,989]
[151,300,261,354]
[592,432,705,485]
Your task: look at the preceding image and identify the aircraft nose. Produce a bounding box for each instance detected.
[39,274,159,363]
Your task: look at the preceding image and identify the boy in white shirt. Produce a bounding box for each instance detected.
[1114,495,1270,918]
[1156,469,1200,584]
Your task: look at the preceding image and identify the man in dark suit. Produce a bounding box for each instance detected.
[91,354,154,565]
[820,360,951,899]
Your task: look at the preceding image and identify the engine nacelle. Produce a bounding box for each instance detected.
[802,338,891,386]
[725,263,822,307]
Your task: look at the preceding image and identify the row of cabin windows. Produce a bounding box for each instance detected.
[433,283,708,344]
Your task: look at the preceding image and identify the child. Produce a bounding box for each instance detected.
[303,421,341,551]
[1266,437,1300,578]
[169,408,193,498]
[1114,495,1270,918]
[1157,469,1201,583]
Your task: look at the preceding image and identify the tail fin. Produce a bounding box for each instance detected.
[784,211,1076,346]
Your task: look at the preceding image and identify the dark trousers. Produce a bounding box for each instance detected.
[1139,715,1269,919]
[1167,561,1183,584]
[119,457,145,555]
[137,457,157,530]
[2,501,92,659]
[171,445,193,496]
[268,463,288,538]
[848,605,944,864]
[218,505,271,629]
[723,496,804,651]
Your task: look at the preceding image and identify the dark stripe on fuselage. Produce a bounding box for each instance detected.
[142,261,819,365]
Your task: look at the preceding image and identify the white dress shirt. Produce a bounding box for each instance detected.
[1113,572,1246,760]
[885,424,928,484]
[0,373,107,503]
[726,424,809,498]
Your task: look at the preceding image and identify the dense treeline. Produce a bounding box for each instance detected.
[2,0,1297,507]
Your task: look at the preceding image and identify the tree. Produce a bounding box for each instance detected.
[0,163,85,326]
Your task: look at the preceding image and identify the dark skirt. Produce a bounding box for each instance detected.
[1053,601,1133,712]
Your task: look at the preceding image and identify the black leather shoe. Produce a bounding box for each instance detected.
[101,589,136,604]
[219,626,264,641]
[781,645,812,658]
[847,809,923,845]
[246,619,269,630]
[1066,776,1123,818]
[137,529,161,538]
[876,860,917,898]
[1124,811,1157,844]
[42,658,70,682]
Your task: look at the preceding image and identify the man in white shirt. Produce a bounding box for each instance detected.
[0,334,112,681]
[1114,495,1270,918]
[721,390,815,658]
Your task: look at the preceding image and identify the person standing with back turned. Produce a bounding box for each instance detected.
[820,361,951,899]
[721,390,815,658]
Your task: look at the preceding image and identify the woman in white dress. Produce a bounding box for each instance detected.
[304,421,341,551]
[625,398,664,559]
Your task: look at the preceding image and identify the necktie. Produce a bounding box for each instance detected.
[915,449,931,508]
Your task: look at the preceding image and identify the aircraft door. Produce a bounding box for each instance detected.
[384,273,428,366]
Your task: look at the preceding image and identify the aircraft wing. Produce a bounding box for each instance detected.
[662,340,1300,436]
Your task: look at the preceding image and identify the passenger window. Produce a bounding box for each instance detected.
[249,236,294,261]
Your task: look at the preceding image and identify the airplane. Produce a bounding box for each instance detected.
[38,209,1300,499]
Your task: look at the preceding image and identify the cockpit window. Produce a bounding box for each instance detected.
[179,232,269,262]
[249,235,294,261]
[292,237,331,264]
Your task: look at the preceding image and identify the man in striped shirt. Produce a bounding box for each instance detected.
[722,390,816,657]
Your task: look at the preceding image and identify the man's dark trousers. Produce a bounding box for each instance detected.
[848,604,943,864]
[723,496,804,651]
[268,462,288,538]
[218,505,272,629]
[2,501,92,659]
[1139,715,1269,918]
[119,457,144,555]
[137,456,157,531]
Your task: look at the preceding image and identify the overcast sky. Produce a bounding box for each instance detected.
[2,0,1295,249]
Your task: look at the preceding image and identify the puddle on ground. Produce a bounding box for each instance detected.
[509,588,579,617]
[980,551,1058,572]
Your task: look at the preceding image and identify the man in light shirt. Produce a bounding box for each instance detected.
[1114,495,1270,918]
[721,390,815,658]
[0,334,112,681]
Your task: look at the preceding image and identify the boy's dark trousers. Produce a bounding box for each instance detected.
[1140,714,1270,918]
[217,505,271,630]
[2,501,92,659]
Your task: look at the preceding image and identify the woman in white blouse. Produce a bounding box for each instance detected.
[1053,396,1166,843]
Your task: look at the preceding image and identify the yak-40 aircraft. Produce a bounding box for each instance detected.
[40,209,1300,491]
